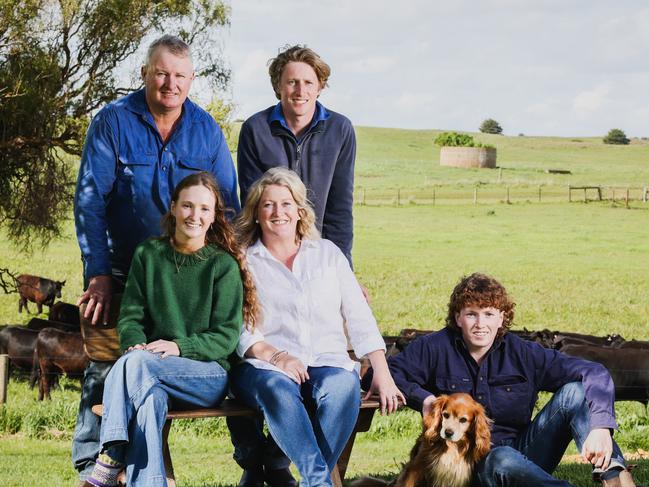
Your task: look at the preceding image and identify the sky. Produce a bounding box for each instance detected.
[219,0,649,137]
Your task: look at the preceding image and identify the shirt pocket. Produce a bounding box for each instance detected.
[305,266,339,308]
[177,156,212,171]
[435,375,473,395]
[116,154,156,196]
[488,374,531,426]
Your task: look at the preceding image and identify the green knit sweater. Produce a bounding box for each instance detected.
[117,238,243,370]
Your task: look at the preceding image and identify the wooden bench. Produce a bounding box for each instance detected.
[92,396,380,487]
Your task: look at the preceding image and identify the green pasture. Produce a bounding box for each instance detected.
[1,128,649,485]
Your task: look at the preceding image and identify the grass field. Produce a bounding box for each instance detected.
[1,127,649,485]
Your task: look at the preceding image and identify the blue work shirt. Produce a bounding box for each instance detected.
[363,327,617,445]
[74,89,240,283]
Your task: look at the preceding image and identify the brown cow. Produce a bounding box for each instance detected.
[17,274,65,314]
[35,327,87,400]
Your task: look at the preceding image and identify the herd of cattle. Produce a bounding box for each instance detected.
[0,274,85,400]
[1,275,649,404]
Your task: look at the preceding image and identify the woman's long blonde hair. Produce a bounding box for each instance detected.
[237,167,320,249]
[161,171,259,329]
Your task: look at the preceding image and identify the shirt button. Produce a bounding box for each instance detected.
[162,166,167,172]
[478,395,483,400]
[451,385,456,389]
[479,376,484,381]
[506,387,512,392]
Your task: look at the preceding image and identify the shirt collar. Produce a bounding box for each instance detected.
[247,237,319,258]
[124,88,197,123]
[267,101,330,134]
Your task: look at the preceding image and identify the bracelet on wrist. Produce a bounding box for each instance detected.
[269,349,287,366]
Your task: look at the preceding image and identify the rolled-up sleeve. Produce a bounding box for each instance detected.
[236,325,265,358]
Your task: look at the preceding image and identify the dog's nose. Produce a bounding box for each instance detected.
[444,428,454,437]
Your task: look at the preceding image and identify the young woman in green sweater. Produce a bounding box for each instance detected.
[84,172,258,487]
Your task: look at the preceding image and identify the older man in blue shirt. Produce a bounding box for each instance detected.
[362,273,639,487]
[72,34,239,484]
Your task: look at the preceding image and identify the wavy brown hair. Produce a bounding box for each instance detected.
[236,167,320,249]
[445,273,516,338]
[268,44,331,99]
[161,171,259,329]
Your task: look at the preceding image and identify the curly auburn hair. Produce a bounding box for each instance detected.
[268,45,331,99]
[160,172,259,329]
[445,273,516,338]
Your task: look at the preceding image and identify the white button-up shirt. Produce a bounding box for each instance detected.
[237,238,385,377]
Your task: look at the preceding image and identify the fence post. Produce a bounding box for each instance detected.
[643,186,648,203]
[612,188,615,202]
[583,187,587,203]
[0,354,8,405]
[538,185,542,203]
[474,188,478,205]
[498,167,502,183]
[432,187,436,206]
[397,189,400,206]
[506,186,510,204]
[626,188,629,208]
[362,189,366,206]
[568,185,572,202]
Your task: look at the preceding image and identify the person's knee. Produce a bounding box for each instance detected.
[312,368,360,408]
[482,446,528,480]
[555,382,586,413]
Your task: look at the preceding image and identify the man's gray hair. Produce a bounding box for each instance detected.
[145,35,192,67]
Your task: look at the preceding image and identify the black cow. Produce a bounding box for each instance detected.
[34,328,87,400]
[27,317,79,333]
[17,274,65,314]
[560,344,649,404]
[48,302,80,327]
[0,326,41,388]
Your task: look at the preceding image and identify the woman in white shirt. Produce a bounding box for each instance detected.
[230,167,404,486]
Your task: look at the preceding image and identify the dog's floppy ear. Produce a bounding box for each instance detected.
[471,403,493,462]
[423,395,446,441]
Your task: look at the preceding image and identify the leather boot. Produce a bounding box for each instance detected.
[237,467,265,487]
[264,466,298,487]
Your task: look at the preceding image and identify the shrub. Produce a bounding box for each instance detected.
[603,128,630,145]
[479,118,503,134]
[433,132,494,149]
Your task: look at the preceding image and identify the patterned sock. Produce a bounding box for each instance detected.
[86,453,124,487]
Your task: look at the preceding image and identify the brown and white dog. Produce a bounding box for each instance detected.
[352,393,491,487]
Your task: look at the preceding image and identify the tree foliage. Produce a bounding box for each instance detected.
[434,132,494,149]
[479,118,503,135]
[603,128,630,145]
[0,0,231,249]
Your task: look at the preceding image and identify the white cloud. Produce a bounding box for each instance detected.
[573,84,610,115]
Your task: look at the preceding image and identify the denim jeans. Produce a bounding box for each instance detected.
[474,382,626,487]
[72,360,114,479]
[230,364,361,487]
[99,350,229,486]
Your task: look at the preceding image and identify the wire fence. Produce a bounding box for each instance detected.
[354,185,649,207]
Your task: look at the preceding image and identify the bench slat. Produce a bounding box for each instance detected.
[91,397,380,420]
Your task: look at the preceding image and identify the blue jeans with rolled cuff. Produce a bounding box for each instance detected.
[98,350,229,487]
[230,363,361,487]
[474,382,626,487]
